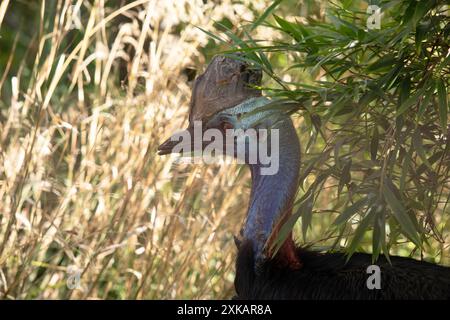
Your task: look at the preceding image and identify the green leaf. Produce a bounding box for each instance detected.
[242,29,274,74]
[334,139,342,170]
[372,208,384,263]
[398,77,411,107]
[341,0,353,10]
[273,14,303,42]
[412,129,432,169]
[333,196,369,226]
[301,193,314,240]
[413,0,431,27]
[400,147,413,192]
[416,151,444,176]
[196,26,227,44]
[402,1,417,26]
[251,0,283,32]
[382,178,421,247]
[346,207,376,261]
[415,22,429,53]
[379,63,403,90]
[338,159,351,195]
[367,55,397,72]
[213,17,233,31]
[370,125,379,161]
[436,78,448,131]
[417,86,433,119]
[397,87,424,116]
[379,211,391,264]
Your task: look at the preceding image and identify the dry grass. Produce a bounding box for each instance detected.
[0,0,268,299]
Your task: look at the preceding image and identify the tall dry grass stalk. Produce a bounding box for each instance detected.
[0,0,269,299]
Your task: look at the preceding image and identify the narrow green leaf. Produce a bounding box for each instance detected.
[367,55,396,72]
[242,29,274,74]
[370,201,386,263]
[346,207,376,261]
[397,88,424,116]
[372,211,382,262]
[436,78,448,131]
[301,194,314,240]
[417,86,433,119]
[402,1,417,26]
[398,77,411,107]
[370,125,379,161]
[382,179,421,247]
[196,26,227,44]
[400,147,412,192]
[251,0,283,31]
[334,138,345,170]
[338,159,351,195]
[412,129,432,169]
[378,211,391,264]
[415,22,429,53]
[341,0,353,9]
[333,197,369,226]
[416,151,444,176]
[273,14,303,42]
[413,0,431,26]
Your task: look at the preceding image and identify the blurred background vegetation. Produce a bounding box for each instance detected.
[0,0,448,299]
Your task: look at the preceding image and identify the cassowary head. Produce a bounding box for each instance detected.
[158,54,265,157]
[158,54,300,268]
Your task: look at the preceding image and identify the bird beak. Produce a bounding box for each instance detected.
[157,125,196,155]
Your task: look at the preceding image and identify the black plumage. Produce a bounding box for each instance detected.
[234,240,450,300]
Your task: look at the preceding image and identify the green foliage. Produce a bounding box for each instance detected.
[212,0,450,261]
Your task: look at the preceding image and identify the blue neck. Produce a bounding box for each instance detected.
[243,118,300,263]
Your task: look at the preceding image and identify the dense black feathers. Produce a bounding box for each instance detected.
[234,241,450,300]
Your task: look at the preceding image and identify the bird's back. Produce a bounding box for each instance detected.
[234,241,450,299]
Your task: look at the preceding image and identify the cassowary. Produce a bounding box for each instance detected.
[158,54,450,299]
